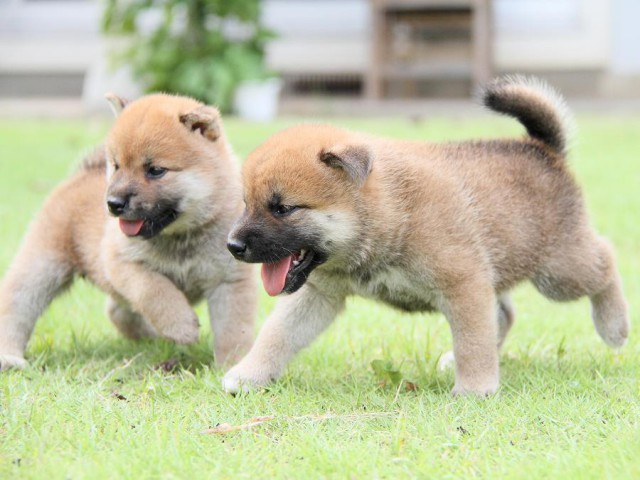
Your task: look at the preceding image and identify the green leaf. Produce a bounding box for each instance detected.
[370,359,403,387]
[100,0,276,111]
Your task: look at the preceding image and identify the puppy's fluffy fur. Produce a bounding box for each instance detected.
[223,76,628,395]
[0,93,256,370]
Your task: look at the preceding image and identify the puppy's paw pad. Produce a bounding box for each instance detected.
[0,354,28,371]
[437,351,455,372]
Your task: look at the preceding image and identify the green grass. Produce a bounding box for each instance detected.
[0,114,639,479]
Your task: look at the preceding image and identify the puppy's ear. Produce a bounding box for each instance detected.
[104,93,129,117]
[320,145,372,187]
[179,106,221,141]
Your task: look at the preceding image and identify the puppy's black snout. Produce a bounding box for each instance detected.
[227,238,247,259]
[107,196,128,216]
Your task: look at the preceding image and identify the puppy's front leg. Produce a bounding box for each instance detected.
[223,285,344,393]
[442,276,500,396]
[106,261,199,344]
[207,265,257,367]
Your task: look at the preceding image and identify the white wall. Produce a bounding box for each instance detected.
[0,0,637,98]
[493,0,610,71]
[610,0,640,74]
[263,0,370,74]
[0,0,100,72]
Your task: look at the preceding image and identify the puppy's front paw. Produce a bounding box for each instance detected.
[222,360,278,394]
[222,372,252,394]
[0,354,28,371]
[161,314,200,345]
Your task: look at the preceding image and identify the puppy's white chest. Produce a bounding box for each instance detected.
[124,239,223,302]
[352,267,440,313]
[157,256,221,299]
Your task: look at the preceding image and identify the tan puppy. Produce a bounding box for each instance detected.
[0,93,256,370]
[223,76,629,395]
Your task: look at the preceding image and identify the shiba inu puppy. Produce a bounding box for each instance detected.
[0,93,256,370]
[223,76,628,395]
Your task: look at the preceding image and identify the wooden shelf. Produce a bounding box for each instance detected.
[373,0,474,11]
[366,0,493,99]
[382,62,472,80]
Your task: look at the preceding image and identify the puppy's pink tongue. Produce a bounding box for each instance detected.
[119,219,144,236]
[261,257,293,296]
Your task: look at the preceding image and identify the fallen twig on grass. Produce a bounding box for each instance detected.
[97,352,143,387]
[202,411,396,435]
[204,416,276,434]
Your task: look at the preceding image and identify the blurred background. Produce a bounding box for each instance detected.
[1,0,639,119]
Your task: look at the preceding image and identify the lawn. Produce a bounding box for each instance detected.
[0,112,639,479]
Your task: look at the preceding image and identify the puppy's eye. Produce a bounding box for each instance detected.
[272,204,298,217]
[145,165,167,179]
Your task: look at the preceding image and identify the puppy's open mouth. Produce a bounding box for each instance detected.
[118,209,179,239]
[261,249,318,296]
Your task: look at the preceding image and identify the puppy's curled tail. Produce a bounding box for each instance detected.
[482,75,574,156]
[79,145,107,171]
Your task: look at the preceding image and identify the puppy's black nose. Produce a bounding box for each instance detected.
[227,238,247,259]
[107,196,128,216]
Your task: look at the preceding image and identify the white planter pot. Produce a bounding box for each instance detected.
[233,77,282,121]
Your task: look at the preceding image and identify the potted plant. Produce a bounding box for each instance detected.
[102,0,276,116]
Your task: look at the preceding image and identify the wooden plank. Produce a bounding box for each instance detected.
[367,0,492,98]
[382,61,472,79]
[372,0,473,12]
[471,0,493,85]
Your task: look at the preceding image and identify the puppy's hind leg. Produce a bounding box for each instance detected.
[0,239,73,370]
[441,272,501,396]
[533,235,629,348]
[588,240,629,348]
[438,293,514,372]
[106,296,158,340]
